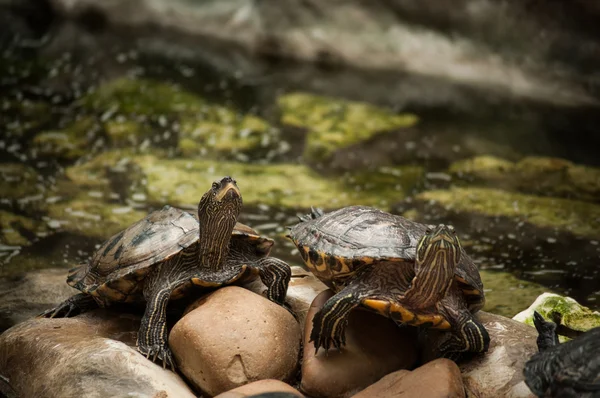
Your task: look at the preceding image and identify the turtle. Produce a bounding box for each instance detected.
[523,311,600,397]
[40,176,292,370]
[287,205,490,359]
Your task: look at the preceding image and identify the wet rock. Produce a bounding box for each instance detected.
[352,358,465,398]
[46,193,147,239]
[30,117,99,161]
[480,270,553,318]
[449,155,600,202]
[513,293,600,339]
[104,119,152,147]
[0,163,43,204]
[65,150,422,210]
[214,380,303,398]
[169,286,301,397]
[0,210,50,247]
[301,290,419,398]
[0,310,196,398]
[277,92,418,162]
[0,268,76,332]
[422,311,538,398]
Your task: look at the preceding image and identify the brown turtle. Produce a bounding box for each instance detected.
[287,205,489,359]
[40,176,292,369]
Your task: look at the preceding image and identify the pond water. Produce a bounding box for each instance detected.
[1,24,599,319]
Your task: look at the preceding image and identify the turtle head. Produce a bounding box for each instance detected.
[197,176,242,270]
[409,224,461,308]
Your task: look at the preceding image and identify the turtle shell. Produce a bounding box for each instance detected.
[68,205,274,303]
[288,205,484,312]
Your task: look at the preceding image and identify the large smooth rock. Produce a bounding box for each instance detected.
[0,268,77,332]
[214,379,303,398]
[169,286,301,397]
[352,358,465,398]
[422,311,538,398]
[0,310,195,398]
[300,290,419,398]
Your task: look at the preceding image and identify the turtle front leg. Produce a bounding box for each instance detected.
[253,257,292,305]
[137,285,176,370]
[438,311,490,360]
[38,293,99,318]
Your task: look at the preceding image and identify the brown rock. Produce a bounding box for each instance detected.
[300,290,419,398]
[352,358,465,398]
[214,379,303,398]
[0,310,195,398]
[421,311,538,398]
[169,286,302,397]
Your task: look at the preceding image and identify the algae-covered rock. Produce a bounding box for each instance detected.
[277,92,418,162]
[513,293,600,336]
[414,187,600,238]
[46,194,147,239]
[0,210,50,247]
[0,163,43,203]
[481,270,553,318]
[31,117,99,161]
[449,155,600,202]
[65,150,423,211]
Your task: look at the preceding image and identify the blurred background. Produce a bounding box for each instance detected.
[1,0,599,326]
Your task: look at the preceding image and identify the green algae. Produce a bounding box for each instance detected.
[31,117,98,161]
[0,163,42,201]
[415,187,600,238]
[513,293,600,336]
[277,92,418,162]
[449,155,600,202]
[0,210,49,247]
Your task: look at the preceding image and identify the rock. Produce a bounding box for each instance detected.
[30,117,100,161]
[0,163,43,205]
[277,92,418,162]
[214,380,303,398]
[480,270,553,318]
[449,155,600,202]
[0,310,196,398]
[169,286,301,397]
[301,290,419,398]
[352,358,465,398]
[513,293,600,339]
[0,210,50,247]
[421,311,538,398]
[64,149,422,210]
[0,268,77,332]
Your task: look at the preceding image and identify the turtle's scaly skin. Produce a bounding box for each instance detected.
[287,205,489,358]
[40,177,292,370]
[524,312,600,398]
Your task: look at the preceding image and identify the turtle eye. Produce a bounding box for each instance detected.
[426,224,436,234]
[212,182,219,189]
[448,225,456,234]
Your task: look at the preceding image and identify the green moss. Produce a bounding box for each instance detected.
[480,270,553,318]
[449,155,600,202]
[513,293,600,335]
[415,187,600,238]
[65,150,422,210]
[81,78,205,116]
[46,194,147,240]
[277,92,418,161]
[104,120,152,147]
[0,210,49,246]
[31,117,97,160]
[0,163,42,201]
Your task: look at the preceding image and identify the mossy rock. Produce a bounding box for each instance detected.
[481,270,553,318]
[0,163,43,202]
[513,293,600,339]
[277,92,418,162]
[31,117,99,161]
[64,150,423,210]
[0,210,50,247]
[414,187,600,238]
[46,193,148,240]
[449,155,600,202]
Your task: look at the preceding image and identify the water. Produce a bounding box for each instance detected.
[1,23,599,318]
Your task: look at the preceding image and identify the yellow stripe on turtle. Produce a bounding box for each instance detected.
[362,299,390,317]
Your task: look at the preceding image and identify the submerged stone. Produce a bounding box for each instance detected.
[277,92,418,162]
[480,270,553,318]
[65,150,423,210]
[449,155,600,202]
[513,293,600,338]
[414,187,600,238]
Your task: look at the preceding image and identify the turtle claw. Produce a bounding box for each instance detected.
[137,343,175,371]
